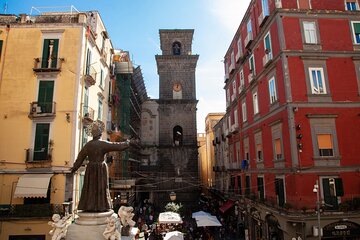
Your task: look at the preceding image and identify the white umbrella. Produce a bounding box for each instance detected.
[164,231,184,240]
[192,211,211,219]
[196,215,222,227]
[158,211,183,224]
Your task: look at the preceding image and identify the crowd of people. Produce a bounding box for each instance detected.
[125,196,240,240]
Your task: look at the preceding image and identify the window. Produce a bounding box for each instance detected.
[173,126,183,146]
[234,109,238,127]
[98,99,103,120]
[230,51,235,69]
[83,86,89,116]
[268,77,277,104]
[275,178,285,207]
[346,1,358,10]
[257,144,263,161]
[232,80,236,100]
[236,38,242,61]
[253,92,259,114]
[38,80,54,113]
[249,54,255,75]
[239,70,245,91]
[262,0,269,16]
[317,134,334,156]
[298,0,311,9]
[242,102,247,122]
[322,177,343,210]
[100,69,104,89]
[237,176,242,194]
[42,39,59,68]
[245,175,250,195]
[172,41,181,55]
[226,88,230,107]
[81,126,88,148]
[264,32,272,60]
[247,20,252,39]
[275,138,282,159]
[351,21,360,44]
[309,67,326,94]
[303,21,317,44]
[33,123,50,161]
[85,48,92,75]
[255,131,263,162]
[257,177,265,200]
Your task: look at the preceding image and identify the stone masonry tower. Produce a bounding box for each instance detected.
[155,29,200,206]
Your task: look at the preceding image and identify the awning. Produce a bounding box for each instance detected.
[219,200,235,214]
[14,174,53,198]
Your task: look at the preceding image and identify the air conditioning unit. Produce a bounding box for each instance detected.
[31,104,42,114]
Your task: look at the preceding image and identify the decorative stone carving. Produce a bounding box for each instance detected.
[118,206,135,236]
[103,214,121,240]
[48,214,72,240]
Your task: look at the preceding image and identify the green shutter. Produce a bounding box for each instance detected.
[322,178,331,198]
[354,23,360,34]
[335,178,344,196]
[33,123,50,161]
[50,39,59,68]
[86,49,91,75]
[0,40,3,60]
[41,39,50,68]
[38,81,54,113]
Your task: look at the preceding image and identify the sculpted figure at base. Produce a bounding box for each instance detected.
[118,206,135,236]
[71,121,132,212]
[103,215,121,240]
[48,214,71,240]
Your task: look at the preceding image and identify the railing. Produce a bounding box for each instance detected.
[0,204,63,218]
[83,106,95,121]
[84,65,97,86]
[29,101,56,118]
[33,58,64,72]
[25,148,52,162]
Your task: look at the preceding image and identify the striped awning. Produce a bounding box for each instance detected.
[14,174,53,198]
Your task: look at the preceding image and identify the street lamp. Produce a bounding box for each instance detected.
[169,191,176,202]
[313,180,321,240]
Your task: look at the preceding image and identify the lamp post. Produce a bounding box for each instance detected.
[313,180,321,240]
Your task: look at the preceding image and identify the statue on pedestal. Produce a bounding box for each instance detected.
[71,121,132,212]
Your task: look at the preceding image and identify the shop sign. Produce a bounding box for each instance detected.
[323,221,360,238]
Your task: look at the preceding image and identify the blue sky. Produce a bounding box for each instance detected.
[6,0,251,132]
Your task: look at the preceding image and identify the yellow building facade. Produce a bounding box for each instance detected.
[0,10,113,240]
[198,113,224,193]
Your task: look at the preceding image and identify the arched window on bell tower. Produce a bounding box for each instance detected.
[172,41,181,55]
[173,125,183,146]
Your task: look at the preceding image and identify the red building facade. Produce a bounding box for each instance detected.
[214,0,360,239]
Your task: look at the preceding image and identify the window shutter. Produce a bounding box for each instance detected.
[41,39,50,68]
[322,178,331,199]
[335,178,344,196]
[354,23,360,34]
[317,134,333,149]
[275,179,279,195]
[38,81,54,113]
[275,138,281,154]
[50,39,59,68]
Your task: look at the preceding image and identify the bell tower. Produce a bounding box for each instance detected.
[155,29,200,206]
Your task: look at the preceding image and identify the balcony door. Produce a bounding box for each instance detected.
[38,80,54,113]
[41,39,59,68]
[33,123,50,161]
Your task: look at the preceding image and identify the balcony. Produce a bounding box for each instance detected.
[229,63,235,73]
[263,52,273,67]
[248,73,254,83]
[0,204,63,219]
[82,106,95,124]
[33,58,64,73]
[100,49,108,65]
[28,101,56,119]
[258,12,269,27]
[245,33,253,49]
[25,148,53,163]
[84,65,97,86]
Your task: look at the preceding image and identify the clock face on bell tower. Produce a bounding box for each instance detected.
[173,83,182,92]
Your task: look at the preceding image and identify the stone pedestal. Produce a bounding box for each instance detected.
[66,210,137,240]
[66,210,114,240]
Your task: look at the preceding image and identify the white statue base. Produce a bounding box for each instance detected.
[66,210,137,240]
[66,210,113,240]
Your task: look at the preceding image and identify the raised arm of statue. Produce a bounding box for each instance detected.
[70,147,87,174]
